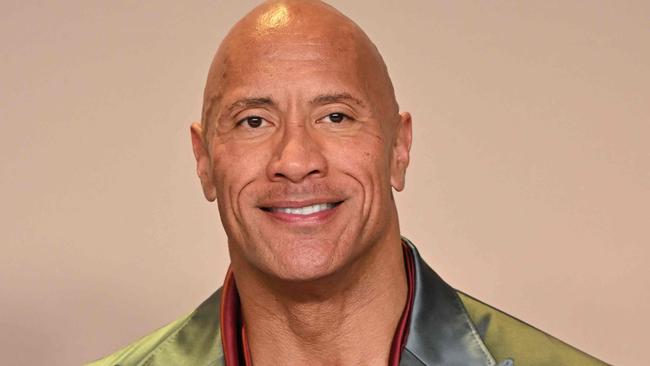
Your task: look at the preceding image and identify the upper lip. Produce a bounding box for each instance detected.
[257,198,345,209]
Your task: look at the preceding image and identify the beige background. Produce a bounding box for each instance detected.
[1,1,648,365]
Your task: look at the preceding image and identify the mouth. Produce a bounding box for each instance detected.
[262,202,341,215]
[259,201,344,221]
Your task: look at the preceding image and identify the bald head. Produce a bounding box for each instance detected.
[201,0,398,133]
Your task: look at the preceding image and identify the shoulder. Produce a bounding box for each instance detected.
[457,291,609,366]
[86,315,194,366]
[85,290,224,366]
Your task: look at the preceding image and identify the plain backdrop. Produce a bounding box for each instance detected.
[1,1,648,365]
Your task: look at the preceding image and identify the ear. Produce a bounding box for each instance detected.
[190,123,217,201]
[390,112,413,192]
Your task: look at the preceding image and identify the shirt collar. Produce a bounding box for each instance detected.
[401,237,496,366]
[218,239,497,366]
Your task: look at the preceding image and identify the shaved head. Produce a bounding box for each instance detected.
[201,0,398,134]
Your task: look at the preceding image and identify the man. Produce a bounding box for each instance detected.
[89,1,607,365]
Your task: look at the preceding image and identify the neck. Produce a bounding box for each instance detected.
[233,231,408,366]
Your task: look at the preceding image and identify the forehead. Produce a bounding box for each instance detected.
[211,30,372,105]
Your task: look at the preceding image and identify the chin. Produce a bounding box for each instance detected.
[256,235,351,283]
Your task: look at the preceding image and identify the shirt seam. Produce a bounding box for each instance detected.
[402,347,428,366]
[452,291,497,366]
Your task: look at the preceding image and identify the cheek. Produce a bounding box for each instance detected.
[211,142,267,208]
[325,132,391,182]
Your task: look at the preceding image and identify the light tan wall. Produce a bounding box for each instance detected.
[1,1,647,365]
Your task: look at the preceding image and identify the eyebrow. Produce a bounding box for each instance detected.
[226,97,275,114]
[310,93,365,108]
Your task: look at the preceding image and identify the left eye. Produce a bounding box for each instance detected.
[237,116,266,128]
[321,113,349,123]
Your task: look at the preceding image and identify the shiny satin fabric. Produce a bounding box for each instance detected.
[400,238,496,366]
[87,238,608,366]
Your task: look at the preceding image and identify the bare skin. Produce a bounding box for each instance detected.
[191,1,412,365]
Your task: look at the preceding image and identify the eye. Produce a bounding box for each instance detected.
[320,112,350,124]
[238,116,266,128]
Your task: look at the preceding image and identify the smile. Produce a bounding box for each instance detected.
[260,200,344,219]
[267,203,337,215]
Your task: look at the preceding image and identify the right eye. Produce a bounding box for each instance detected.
[237,116,266,128]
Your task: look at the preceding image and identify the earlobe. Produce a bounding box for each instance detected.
[390,112,413,192]
[190,123,217,201]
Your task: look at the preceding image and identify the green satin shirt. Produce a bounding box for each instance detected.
[88,239,608,366]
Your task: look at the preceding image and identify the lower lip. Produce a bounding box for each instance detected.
[262,204,340,223]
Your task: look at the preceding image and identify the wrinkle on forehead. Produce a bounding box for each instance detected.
[202,0,398,133]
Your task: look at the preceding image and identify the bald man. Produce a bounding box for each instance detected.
[88,1,606,365]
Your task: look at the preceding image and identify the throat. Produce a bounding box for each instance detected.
[221,242,415,366]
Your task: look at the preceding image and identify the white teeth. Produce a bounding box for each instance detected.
[271,203,335,215]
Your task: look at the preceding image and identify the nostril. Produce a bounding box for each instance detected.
[273,169,321,181]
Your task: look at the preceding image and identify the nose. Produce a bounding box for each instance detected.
[266,123,327,183]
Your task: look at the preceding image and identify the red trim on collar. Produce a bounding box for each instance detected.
[241,322,253,366]
[220,269,244,366]
[220,244,416,366]
[388,244,416,365]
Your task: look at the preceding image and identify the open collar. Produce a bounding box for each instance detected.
[141,238,501,366]
[218,238,499,366]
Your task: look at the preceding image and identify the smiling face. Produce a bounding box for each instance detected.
[191,1,412,282]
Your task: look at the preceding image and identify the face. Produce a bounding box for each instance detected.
[191,23,412,282]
